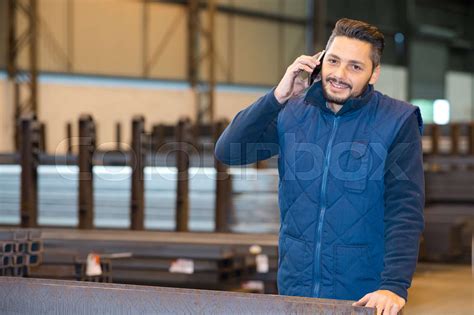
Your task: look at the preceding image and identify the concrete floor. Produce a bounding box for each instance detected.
[405,263,473,315]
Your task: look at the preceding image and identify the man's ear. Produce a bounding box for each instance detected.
[369,64,381,85]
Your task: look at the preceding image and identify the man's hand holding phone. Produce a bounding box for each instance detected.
[274,50,325,105]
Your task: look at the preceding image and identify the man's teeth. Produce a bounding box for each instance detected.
[331,81,348,88]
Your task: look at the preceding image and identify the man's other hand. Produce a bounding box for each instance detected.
[352,290,405,315]
[274,51,324,104]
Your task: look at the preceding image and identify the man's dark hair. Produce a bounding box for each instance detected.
[325,18,385,68]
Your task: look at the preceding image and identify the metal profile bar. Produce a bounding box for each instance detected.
[12,254,24,266]
[1,255,12,267]
[20,116,39,228]
[8,0,39,151]
[152,124,165,152]
[450,123,460,155]
[78,115,95,229]
[27,229,41,240]
[431,124,440,155]
[0,242,14,254]
[187,0,199,86]
[130,116,146,230]
[207,0,216,124]
[175,119,191,232]
[115,122,122,151]
[142,0,149,77]
[29,0,38,115]
[66,122,73,154]
[0,230,27,241]
[214,119,231,232]
[39,122,46,152]
[468,122,474,156]
[0,277,375,314]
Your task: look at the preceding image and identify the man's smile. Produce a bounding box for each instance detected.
[327,77,352,91]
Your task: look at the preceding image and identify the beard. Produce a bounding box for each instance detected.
[322,75,370,105]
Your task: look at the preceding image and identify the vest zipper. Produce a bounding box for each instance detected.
[313,115,340,297]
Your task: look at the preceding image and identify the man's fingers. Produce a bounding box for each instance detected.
[377,306,383,315]
[295,55,318,68]
[365,297,377,308]
[389,304,400,315]
[353,293,371,306]
[376,301,387,315]
[380,301,392,315]
[291,64,314,75]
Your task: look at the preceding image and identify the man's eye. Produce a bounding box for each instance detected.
[352,65,362,71]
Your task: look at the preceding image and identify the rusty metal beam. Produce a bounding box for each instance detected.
[468,122,474,156]
[175,119,191,232]
[214,119,231,232]
[431,124,440,155]
[19,116,40,228]
[77,115,96,230]
[130,116,146,230]
[66,122,73,154]
[0,277,375,314]
[115,122,122,151]
[450,123,460,155]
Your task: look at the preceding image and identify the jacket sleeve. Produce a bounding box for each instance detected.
[214,88,283,165]
[379,112,425,301]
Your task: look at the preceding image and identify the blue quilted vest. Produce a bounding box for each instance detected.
[276,81,422,300]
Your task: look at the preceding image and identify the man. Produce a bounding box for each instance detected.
[215,18,424,315]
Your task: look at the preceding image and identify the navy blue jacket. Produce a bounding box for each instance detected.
[215,81,425,301]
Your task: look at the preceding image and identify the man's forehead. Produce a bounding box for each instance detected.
[327,36,372,64]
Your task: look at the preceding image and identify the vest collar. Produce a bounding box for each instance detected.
[304,80,374,116]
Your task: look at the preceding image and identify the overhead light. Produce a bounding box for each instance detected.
[433,99,450,125]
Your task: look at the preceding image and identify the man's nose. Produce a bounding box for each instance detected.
[332,65,347,80]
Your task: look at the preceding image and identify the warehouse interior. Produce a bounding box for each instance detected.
[0,0,473,314]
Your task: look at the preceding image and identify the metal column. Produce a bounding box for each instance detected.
[188,0,216,125]
[19,116,40,228]
[78,115,96,230]
[130,116,146,230]
[175,119,191,232]
[7,0,39,151]
[306,0,326,54]
[213,119,232,232]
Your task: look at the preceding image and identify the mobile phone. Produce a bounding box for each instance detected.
[308,50,326,86]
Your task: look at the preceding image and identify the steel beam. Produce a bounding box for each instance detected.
[19,116,40,228]
[66,122,73,154]
[130,116,146,230]
[450,123,460,155]
[175,119,191,232]
[7,0,39,151]
[214,119,231,232]
[306,0,327,54]
[0,277,375,314]
[77,115,96,229]
[188,0,216,125]
[469,122,474,156]
[430,124,440,155]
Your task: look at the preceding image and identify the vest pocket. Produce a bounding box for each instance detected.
[343,140,369,192]
[277,234,311,296]
[334,244,375,300]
